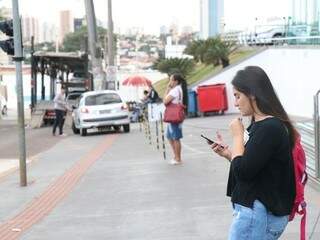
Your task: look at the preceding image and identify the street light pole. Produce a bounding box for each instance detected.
[12,0,27,186]
[84,0,105,90]
[108,0,114,66]
[106,0,116,90]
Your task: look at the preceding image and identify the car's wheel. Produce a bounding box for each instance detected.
[72,122,80,134]
[123,124,130,133]
[113,126,120,131]
[80,128,87,136]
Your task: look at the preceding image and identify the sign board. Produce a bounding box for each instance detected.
[106,66,117,90]
[106,66,117,82]
[148,103,165,122]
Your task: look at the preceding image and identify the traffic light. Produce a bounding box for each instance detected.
[0,19,14,55]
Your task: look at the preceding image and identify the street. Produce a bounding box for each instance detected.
[0,122,64,159]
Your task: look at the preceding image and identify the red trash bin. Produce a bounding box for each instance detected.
[197,83,228,114]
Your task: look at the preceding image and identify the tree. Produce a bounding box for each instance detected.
[184,39,207,63]
[62,26,117,54]
[203,37,237,68]
[203,37,221,67]
[153,58,195,77]
[215,38,237,68]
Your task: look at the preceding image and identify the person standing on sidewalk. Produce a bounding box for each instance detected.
[163,73,188,165]
[210,66,296,239]
[52,86,67,136]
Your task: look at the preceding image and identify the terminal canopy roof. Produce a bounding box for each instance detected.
[32,51,88,73]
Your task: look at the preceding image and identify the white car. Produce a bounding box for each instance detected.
[72,90,130,136]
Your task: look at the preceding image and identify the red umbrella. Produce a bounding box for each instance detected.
[122,75,152,87]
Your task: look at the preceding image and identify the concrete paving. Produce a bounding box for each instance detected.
[0,115,319,239]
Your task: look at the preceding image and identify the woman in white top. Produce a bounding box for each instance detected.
[163,74,188,165]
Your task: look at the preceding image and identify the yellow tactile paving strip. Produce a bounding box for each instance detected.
[0,134,118,240]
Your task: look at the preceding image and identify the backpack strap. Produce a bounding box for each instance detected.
[300,202,307,240]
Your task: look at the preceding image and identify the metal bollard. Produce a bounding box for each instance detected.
[155,120,159,150]
[147,120,152,145]
[143,115,148,140]
[160,113,166,160]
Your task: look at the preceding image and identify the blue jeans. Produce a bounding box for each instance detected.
[229,200,288,240]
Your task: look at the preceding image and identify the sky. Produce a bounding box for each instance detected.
[0,0,292,34]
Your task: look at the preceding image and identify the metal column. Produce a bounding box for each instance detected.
[314,90,320,178]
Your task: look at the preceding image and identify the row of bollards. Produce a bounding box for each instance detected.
[140,110,166,160]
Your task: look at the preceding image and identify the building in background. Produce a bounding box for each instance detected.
[169,22,179,44]
[199,0,224,39]
[164,36,192,59]
[160,25,169,35]
[291,0,320,34]
[41,22,57,43]
[291,0,318,24]
[59,10,73,43]
[22,16,40,44]
[181,26,194,35]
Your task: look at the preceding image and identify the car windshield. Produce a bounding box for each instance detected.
[85,93,122,106]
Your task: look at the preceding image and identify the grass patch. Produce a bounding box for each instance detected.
[154,49,257,97]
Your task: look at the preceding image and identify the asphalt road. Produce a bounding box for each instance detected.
[0,122,67,159]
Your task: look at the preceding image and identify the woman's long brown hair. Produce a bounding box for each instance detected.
[231,66,298,148]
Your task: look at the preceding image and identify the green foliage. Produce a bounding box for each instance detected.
[154,49,256,97]
[184,37,238,68]
[62,26,116,55]
[153,58,195,78]
[138,45,151,53]
[184,39,207,63]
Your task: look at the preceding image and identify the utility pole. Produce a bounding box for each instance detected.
[106,0,116,90]
[84,0,105,90]
[12,0,27,186]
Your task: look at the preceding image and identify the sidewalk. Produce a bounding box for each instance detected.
[0,115,318,239]
[0,108,31,131]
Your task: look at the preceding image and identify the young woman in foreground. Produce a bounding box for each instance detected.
[212,66,296,239]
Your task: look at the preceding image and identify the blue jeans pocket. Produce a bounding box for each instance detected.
[229,201,288,240]
[229,204,254,240]
[266,214,288,240]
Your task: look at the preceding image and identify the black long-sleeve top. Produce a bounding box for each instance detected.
[227,117,296,216]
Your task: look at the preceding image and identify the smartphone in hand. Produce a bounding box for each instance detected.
[201,134,224,149]
[200,134,215,144]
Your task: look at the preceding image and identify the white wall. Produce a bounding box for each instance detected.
[193,48,320,118]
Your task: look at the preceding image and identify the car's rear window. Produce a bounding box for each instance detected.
[67,94,81,100]
[73,71,85,78]
[85,93,122,106]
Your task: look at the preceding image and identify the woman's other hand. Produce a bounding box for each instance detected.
[229,117,244,138]
[229,117,245,158]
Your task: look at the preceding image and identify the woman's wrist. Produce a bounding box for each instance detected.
[232,136,244,158]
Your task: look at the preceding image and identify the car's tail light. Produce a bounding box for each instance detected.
[81,108,89,113]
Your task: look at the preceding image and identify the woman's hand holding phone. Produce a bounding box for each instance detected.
[210,131,232,161]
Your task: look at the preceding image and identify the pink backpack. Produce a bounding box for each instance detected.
[289,135,308,240]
